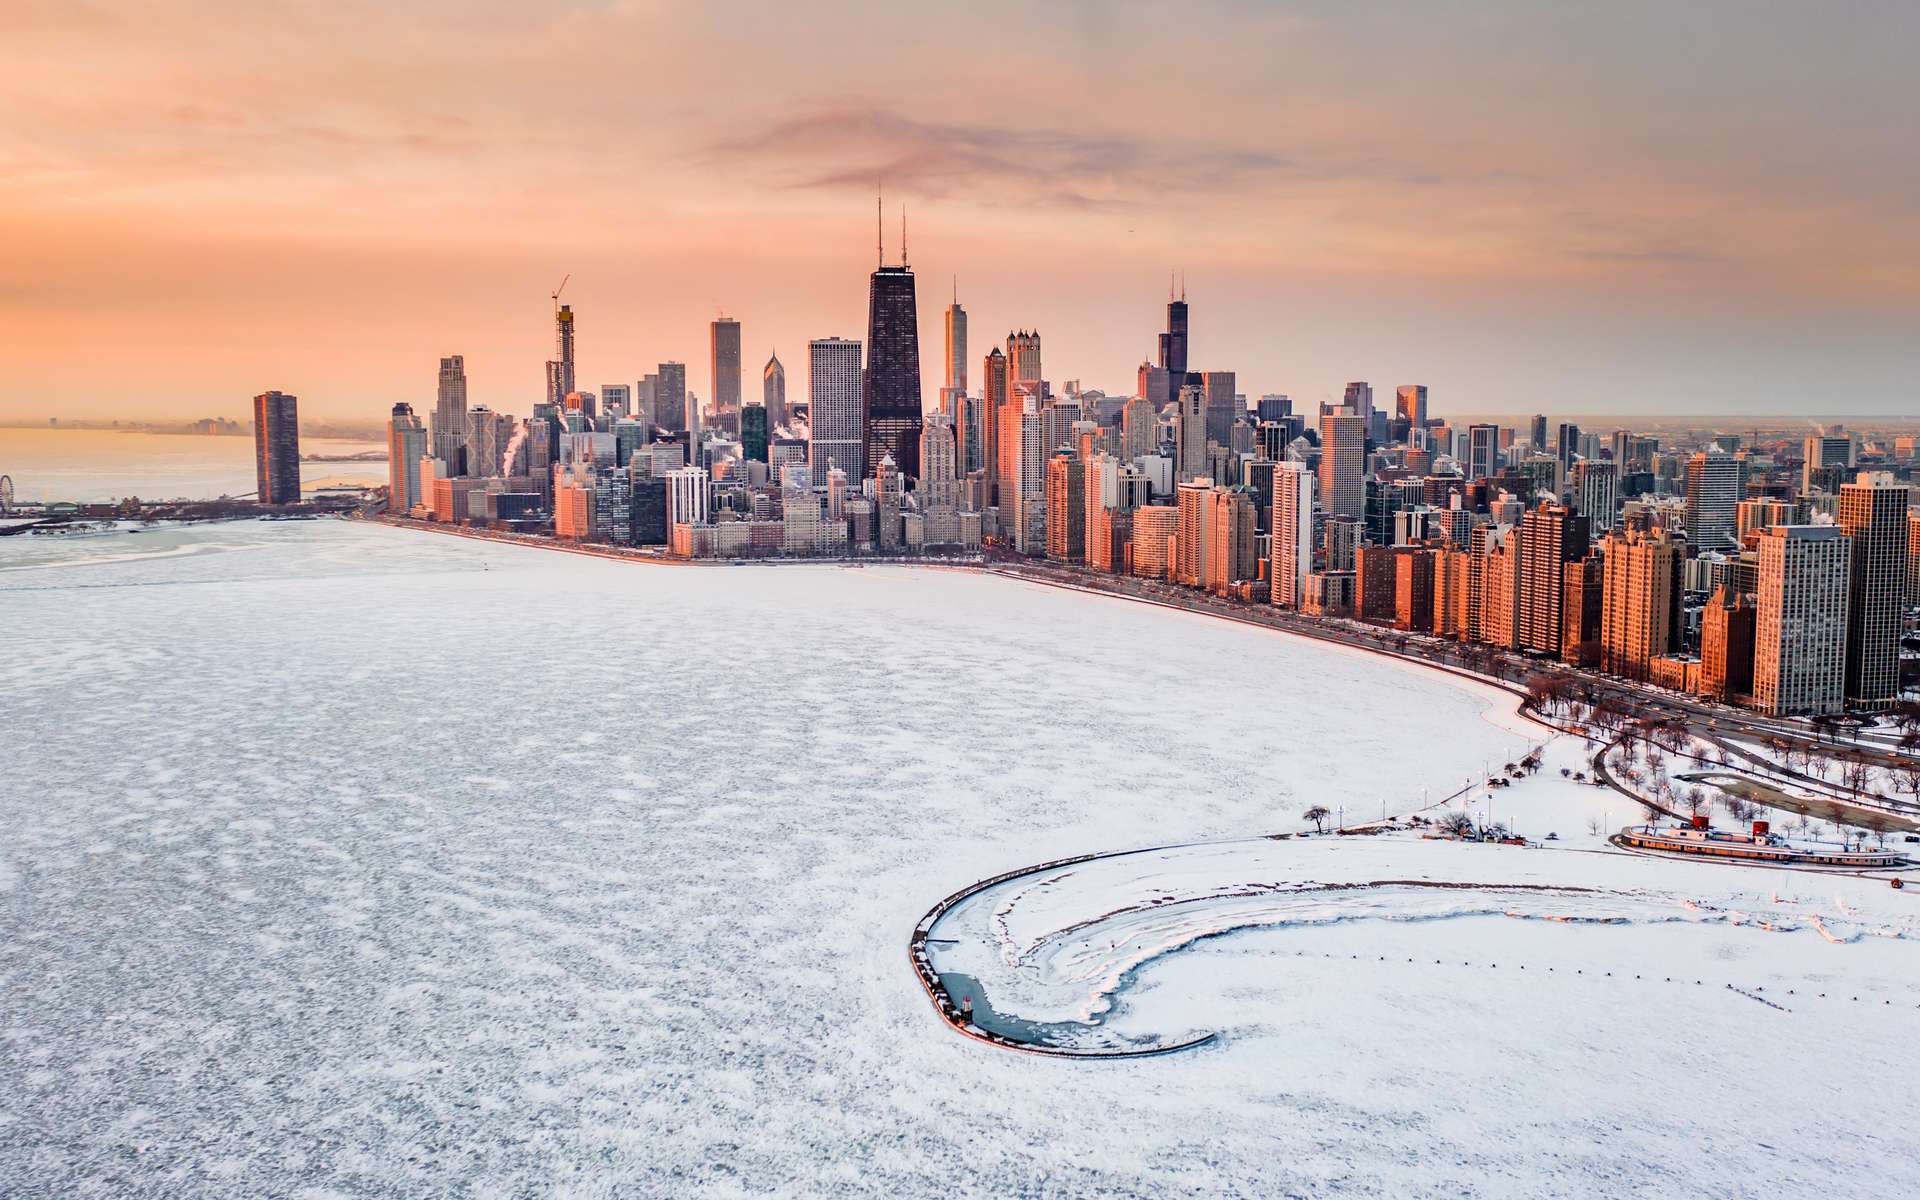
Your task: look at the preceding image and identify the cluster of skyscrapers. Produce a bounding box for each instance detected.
[380,213,1920,718]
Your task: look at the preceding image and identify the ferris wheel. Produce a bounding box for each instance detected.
[0,474,12,514]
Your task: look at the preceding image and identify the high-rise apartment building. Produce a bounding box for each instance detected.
[1175,477,1212,587]
[1801,434,1855,494]
[1394,547,1437,632]
[865,258,923,482]
[1045,451,1085,562]
[1600,528,1681,681]
[1685,451,1740,551]
[1269,461,1314,608]
[1909,511,1920,609]
[919,411,959,509]
[1699,586,1756,702]
[1517,503,1590,656]
[1121,394,1156,461]
[1528,414,1548,450]
[1479,529,1521,648]
[1562,555,1604,665]
[1131,506,1178,581]
[1319,409,1367,520]
[1202,488,1258,595]
[253,390,300,505]
[1753,525,1851,716]
[1837,472,1906,710]
[387,403,426,513]
[1572,460,1617,532]
[710,318,742,419]
[808,338,863,485]
[1736,497,1799,543]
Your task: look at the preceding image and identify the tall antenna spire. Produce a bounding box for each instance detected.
[1180,271,1186,301]
[952,275,958,304]
[876,184,884,268]
[901,204,908,267]
[1169,271,1175,301]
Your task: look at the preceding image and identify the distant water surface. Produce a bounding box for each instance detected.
[0,428,384,503]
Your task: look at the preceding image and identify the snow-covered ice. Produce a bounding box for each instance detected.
[3,519,1917,1197]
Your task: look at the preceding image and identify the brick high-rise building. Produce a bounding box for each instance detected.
[1479,527,1521,649]
[1518,503,1591,656]
[1432,544,1473,639]
[1394,546,1436,632]
[1562,554,1604,666]
[1202,487,1258,596]
[1045,450,1085,562]
[1599,528,1680,681]
[1356,544,1397,621]
[1698,585,1755,702]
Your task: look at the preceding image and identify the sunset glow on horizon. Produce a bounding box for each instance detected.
[3,1,1916,421]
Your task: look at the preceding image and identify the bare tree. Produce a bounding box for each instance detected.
[1303,804,1331,833]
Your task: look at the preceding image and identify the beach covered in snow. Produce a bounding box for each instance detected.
[3,519,1916,1197]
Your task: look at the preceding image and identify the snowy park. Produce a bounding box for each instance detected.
[3,518,1918,1197]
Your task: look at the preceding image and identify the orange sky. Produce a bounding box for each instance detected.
[3,1,1917,421]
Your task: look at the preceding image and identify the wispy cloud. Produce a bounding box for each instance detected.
[701,109,1299,208]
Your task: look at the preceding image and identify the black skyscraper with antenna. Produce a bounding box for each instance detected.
[864,197,923,483]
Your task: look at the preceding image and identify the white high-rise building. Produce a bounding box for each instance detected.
[808,338,864,485]
[1319,409,1366,520]
[664,465,710,528]
[918,411,958,508]
[1573,460,1617,533]
[1753,525,1851,716]
[1270,460,1315,608]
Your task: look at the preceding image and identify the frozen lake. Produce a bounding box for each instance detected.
[3,519,1914,1197]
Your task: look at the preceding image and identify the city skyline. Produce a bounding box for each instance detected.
[5,4,1918,422]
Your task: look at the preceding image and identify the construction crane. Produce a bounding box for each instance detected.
[551,273,570,311]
